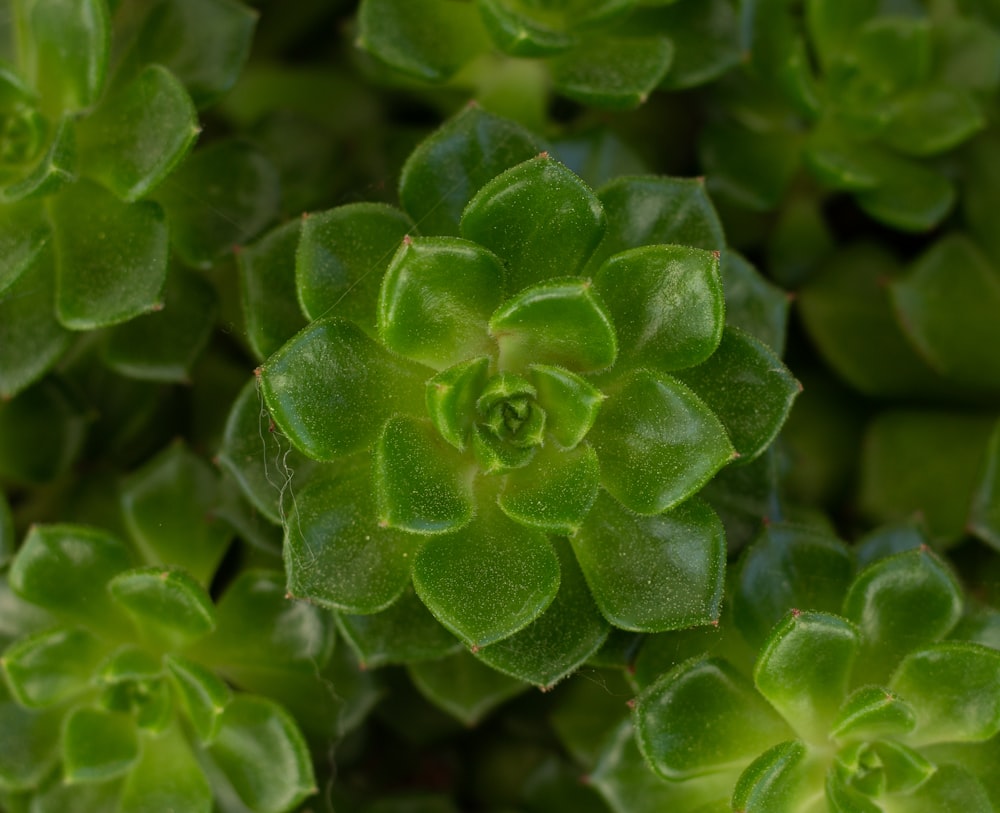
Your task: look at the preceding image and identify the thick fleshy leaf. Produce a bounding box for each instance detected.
[878,765,993,813]
[0,200,49,295]
[121,0,257,108]
[0,248,71,399]
[883,87,984,157]
[238,219,307,360]
[208,696,315,813]
[830,685,917,742]
[572,493,725,631]
[734,523,853,650]
[490,278,616,374]
[732,741,823,813]
[594,245,723,372]
[283,460,415,613]
[17,0,108,113]
[498,443,599,534]
[109,567,216,646]
[854,157,955,233]
[260,317,425,461]
[399,104,542,237]
[720,251,789,357]
[550,37,673,110]
[217,379,317,525]
[890,642,1000,745]
[859,411,997,545]
[0,492,12,568]
[844,548,963,685]
[165,654,232,743]
[588,369,734,515]
[103,267,217,383]
[375,416,476,534]
[1,117,75,203]
[475,0,577,56]
[0,378,86,485]
[120,442,231,583]
[78,64,198,201]
[635,657,791,780]
[379,237,504,370]
[754,611,859,742]
[970,421,1000,550]
[472,423,536,473]
[336,586,462,669]
[412,504,560,647]
[51,181,167,330]
[297,203,413,328]
[587,176,724,274]
[153,140,280,268]
[527,364,602,449]
[358,0,489,81]
[890,235,1000,392]
[0,695,61,790]
[475,538,609,688]
[426,356,491,450]
[461,156,606,291]
[118,723,211,813]
[674,327,800,463]
[8,525,131,633]
[1,627,104,707]
[62,708,138,783]
[407,649,527,726]
[806,0,877,71]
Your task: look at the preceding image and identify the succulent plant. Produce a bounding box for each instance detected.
[355,0,741,125]
[595,523,1000,812]
[226,105,799,689]
[702,0,1000,231]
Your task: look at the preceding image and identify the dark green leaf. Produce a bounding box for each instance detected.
[721,251,789,357]
[572,493,725,631]
[336,585,462,669]
[0,248,71,399]
[118,723,211,813]
[854,156,955,233]
[17,0,108,113]
[412,504,560,647]
[936,17,1000,92]
[1,117,75,203]
[490,278,616,374]
[123,0,257,108]
[852,16,931,92]
[550,37,673,109]
[297,203,413,329]
[461,155,606,291]
[527,364,602,449]
[0,378,86,485]
[165,654,232,743]
[891,642,1000,745]
[674,327,800,463]
[407,649,527,726]
[357,0,490,82]
[283,460,415,613]
[734,523,853,650]
[426,356,491,451]
[884,87,984,157]
[475,0,577,56]
[1,627,104,707]
[475,538,609,688]
[754,611,859,742]
[0,200,50,295]
[153,140,280,269]
[103,267,218,383]
[844,548,963,685]
[78,64,198,201]
[209,696,315,813]
[594,244,724,372]
[399,104,542,237]
[120,441,231,584]
[239,219,307,360]
[635,657,791,779]
[379,237,504,370]
[62,708,138,783]
[52,180,167,330]
[8,525,131,633]
[588,369,734,515]
[375,416,476,534]
[969,421,1000,550]
[806,0,877,72]
[260,317,426,461]
[498,443,600,535]
[0,695,61,790]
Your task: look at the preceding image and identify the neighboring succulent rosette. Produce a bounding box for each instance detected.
[0,0,276,400]
[243,106,799,688]
[600,523,1000,812]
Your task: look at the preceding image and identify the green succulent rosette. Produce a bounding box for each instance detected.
[605,523,1000,812]
[238,106,799,689]
[0,0,272,400]
[0,444,335,812]
[355,0,740,124]
[702,0,1000,232]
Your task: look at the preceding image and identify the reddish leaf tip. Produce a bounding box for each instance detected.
[403,234,413,246]
[470,645,480,654]
[301,211,310,220]
[466,99,480,109]
[253,367,262,378]
[580,774,591,786]
[791,608,802,617]
[151,302,165,312]
[232,244,243,255]
[626,698,636,709]
[537,151,550,159]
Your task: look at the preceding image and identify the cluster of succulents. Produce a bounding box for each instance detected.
[1,1,999,812]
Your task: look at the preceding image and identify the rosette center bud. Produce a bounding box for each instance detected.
[476,372,546,450]
[0,106,45,166]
